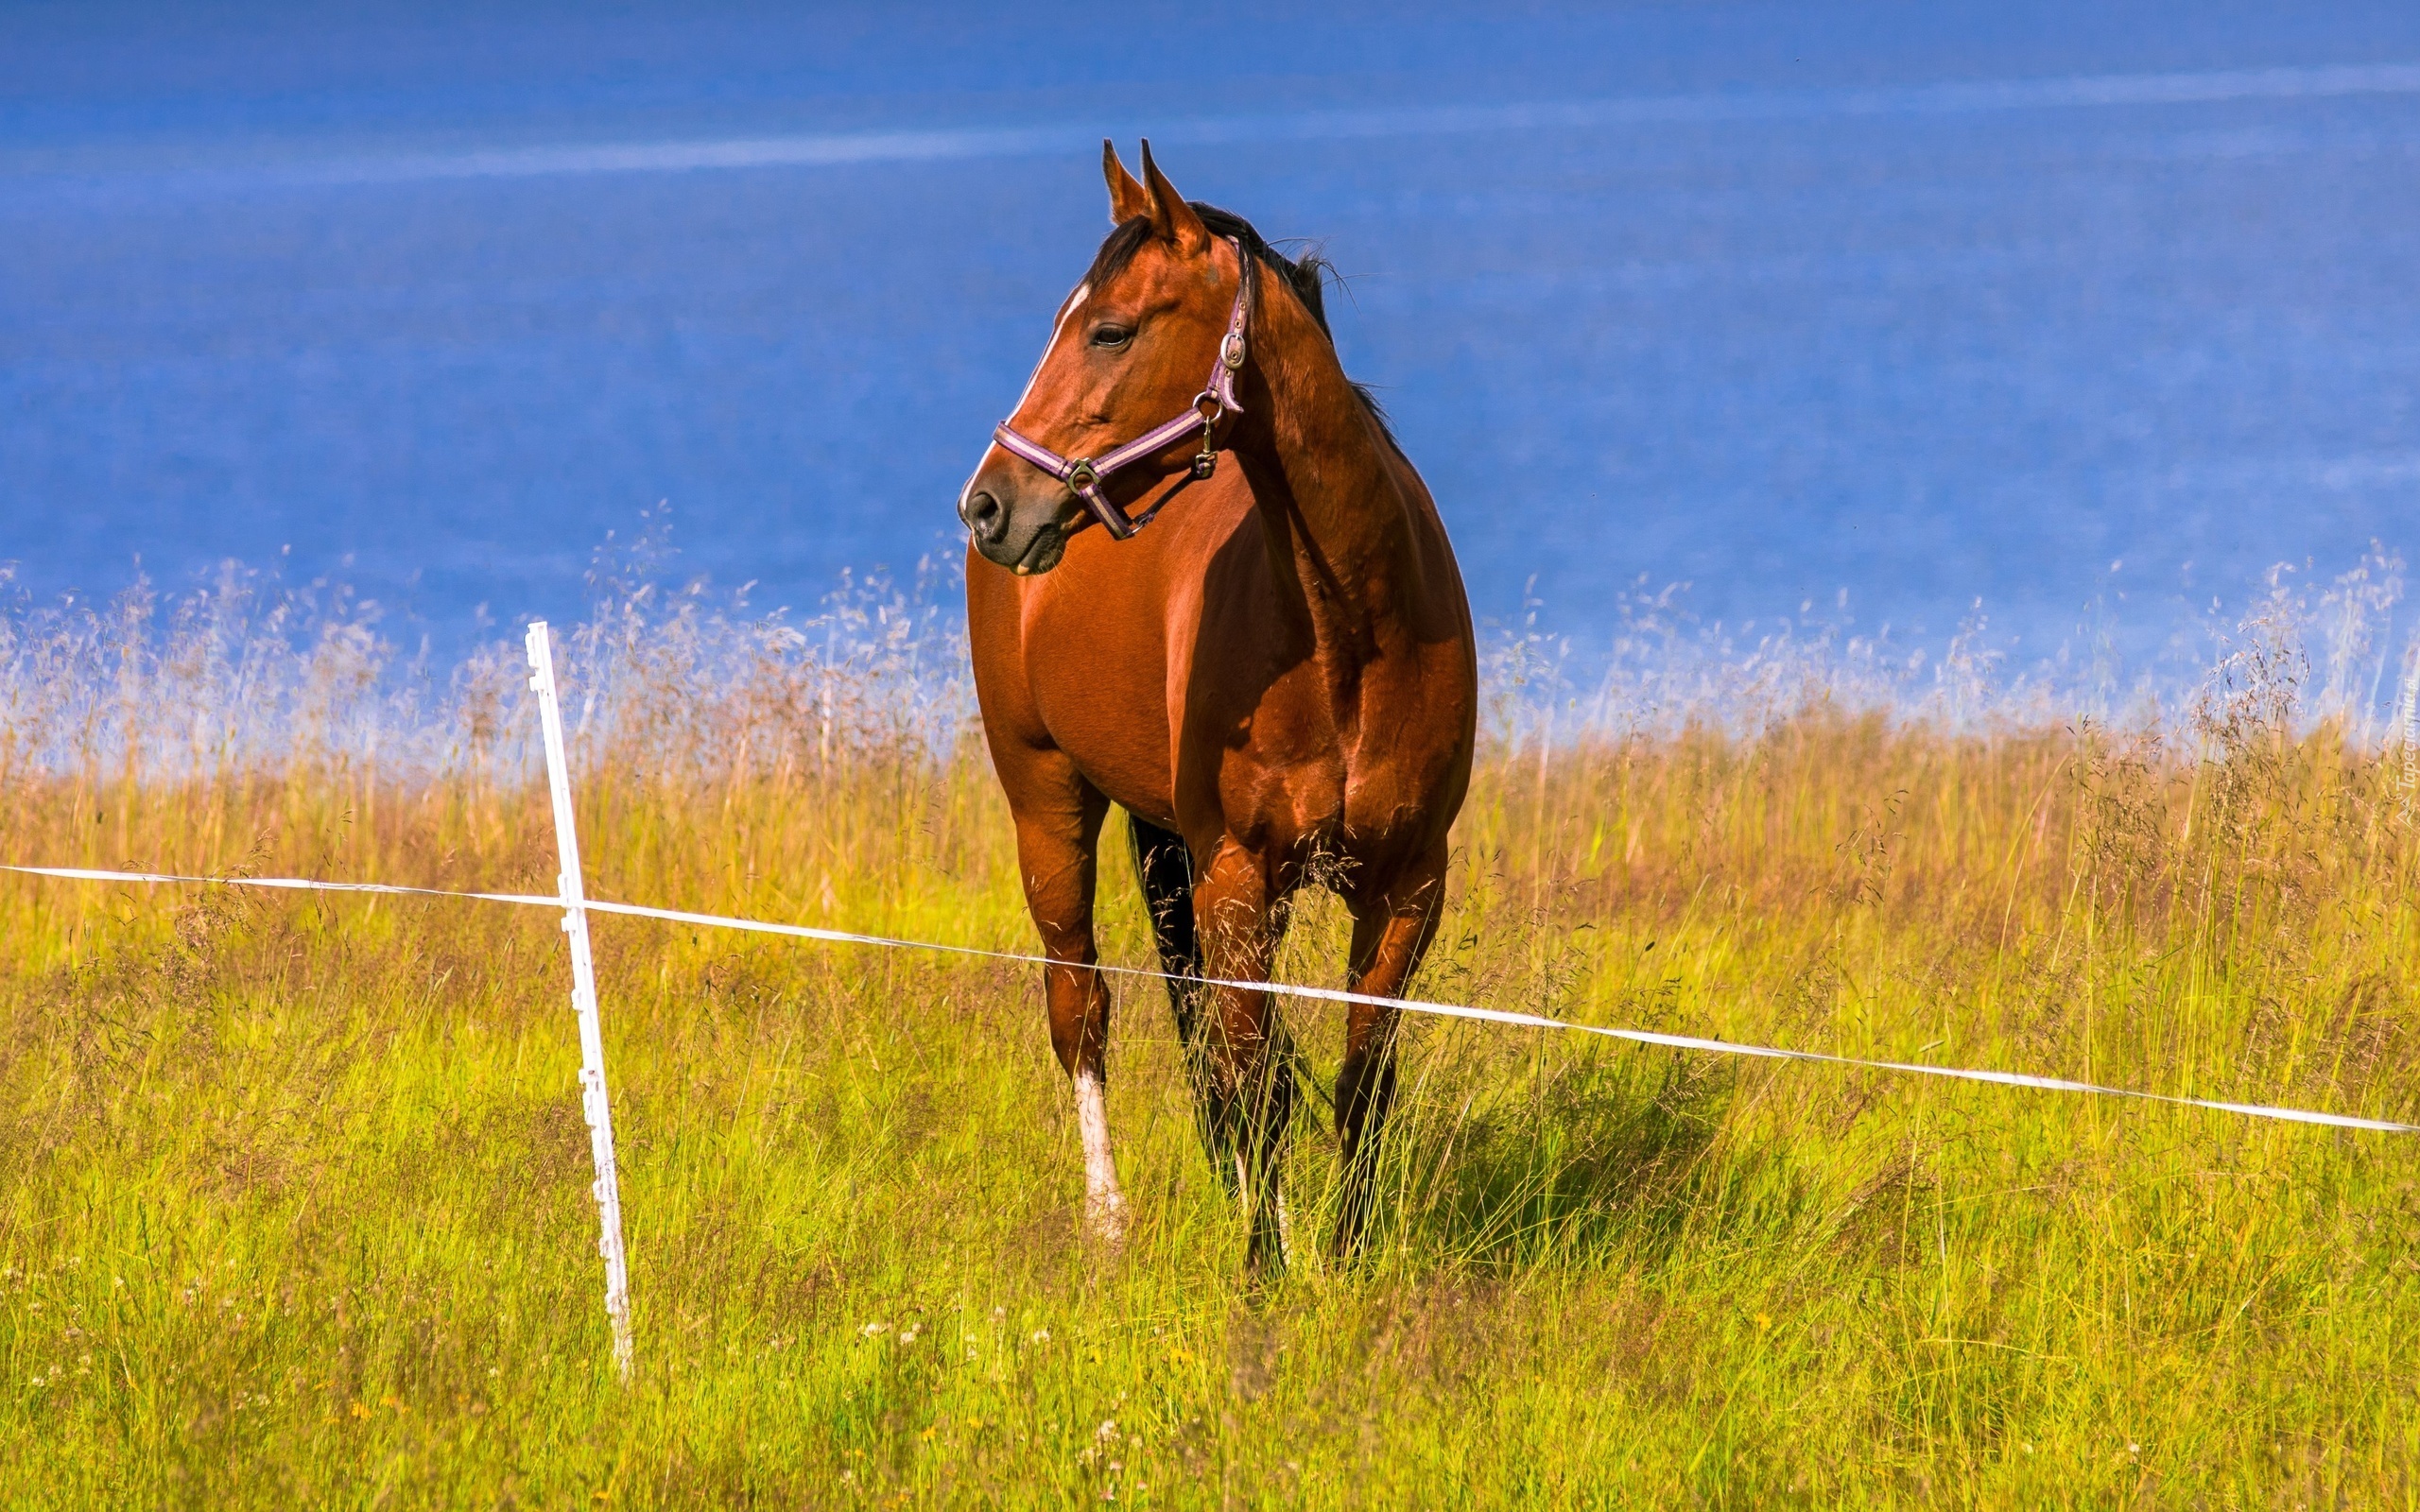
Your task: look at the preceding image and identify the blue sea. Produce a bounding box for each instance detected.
[6,1,2419,682]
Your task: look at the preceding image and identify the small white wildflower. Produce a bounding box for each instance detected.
[1030,1328,1050,1344]
[861,1321,888,1337]
[1096,1419,1119,1443]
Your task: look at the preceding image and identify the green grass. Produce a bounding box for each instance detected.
[5,707,2420,1507]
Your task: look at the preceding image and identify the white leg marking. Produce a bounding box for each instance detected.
[1075,1068,1128,1243]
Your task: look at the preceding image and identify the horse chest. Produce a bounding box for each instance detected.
[1217,740,1347,851]
[1210,671,1446,856]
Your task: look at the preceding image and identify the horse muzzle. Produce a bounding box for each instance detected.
[960,473,1079,576]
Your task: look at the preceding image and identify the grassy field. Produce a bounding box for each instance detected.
[6,671,2420,1506]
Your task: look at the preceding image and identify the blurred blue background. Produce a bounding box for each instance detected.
[5,1,2418,665]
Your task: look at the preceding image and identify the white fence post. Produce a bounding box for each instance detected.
[525,620,635,1381]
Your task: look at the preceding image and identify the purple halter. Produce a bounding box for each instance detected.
[991,238,1255,541]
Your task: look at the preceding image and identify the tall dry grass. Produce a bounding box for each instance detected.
[3,552,2420,1506]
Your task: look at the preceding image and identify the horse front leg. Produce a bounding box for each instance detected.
[1334,847,1447,1260]
[1193,837,1294,1276]
[1009,775,1125,1244]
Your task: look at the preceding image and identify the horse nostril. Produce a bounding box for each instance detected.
[961,490,1006,541]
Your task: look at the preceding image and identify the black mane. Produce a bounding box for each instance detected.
[1081,203,1398,446]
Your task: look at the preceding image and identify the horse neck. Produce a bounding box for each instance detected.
[1232,287,1418,648]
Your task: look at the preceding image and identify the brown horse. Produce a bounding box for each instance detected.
[958,141,1476,1272]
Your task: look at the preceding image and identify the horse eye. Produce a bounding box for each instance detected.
[1090,324,1132,349]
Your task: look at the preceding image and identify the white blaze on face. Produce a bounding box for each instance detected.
[959,281,1092,515]
[1074,1066,1127,1237]
[1014,281,1091,413]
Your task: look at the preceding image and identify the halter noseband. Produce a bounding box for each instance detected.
[990,238,1256,541]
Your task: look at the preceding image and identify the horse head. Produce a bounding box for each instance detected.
[959,141,1249,575]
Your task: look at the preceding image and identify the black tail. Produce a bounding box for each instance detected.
[1128,813,1201,1012]
[1132,813,1239,1181]
[1127,815,1324,1185]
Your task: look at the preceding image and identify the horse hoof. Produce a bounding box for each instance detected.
[1085,1194,1130,1247]
[1244,1223,1288,1280]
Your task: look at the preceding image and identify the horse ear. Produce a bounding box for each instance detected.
[1103,140,1151,226]
[1138,139,1210,257]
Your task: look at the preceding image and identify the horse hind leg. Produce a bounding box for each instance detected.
[1129,813,1238,1194]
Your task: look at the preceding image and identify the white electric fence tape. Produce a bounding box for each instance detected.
[524,621,633,1382]
[7,868,2414,1137]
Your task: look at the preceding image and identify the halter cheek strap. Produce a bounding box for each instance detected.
[991,238,1255,541]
